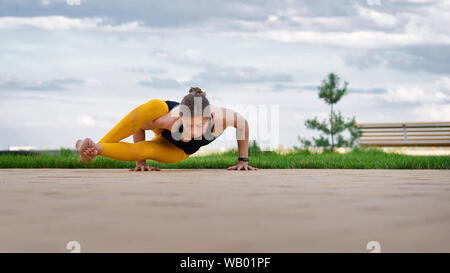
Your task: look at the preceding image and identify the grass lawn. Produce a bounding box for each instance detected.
[0,146,449,169]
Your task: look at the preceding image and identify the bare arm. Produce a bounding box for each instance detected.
[129,128,161,171]
[222,108,258,171]
[233,112,249,161]
[133,128,146,166]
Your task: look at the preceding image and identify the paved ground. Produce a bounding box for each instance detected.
[0,168,449,252]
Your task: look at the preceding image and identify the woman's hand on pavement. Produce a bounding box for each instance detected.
[129,162,161,171]
[227,163,258,171]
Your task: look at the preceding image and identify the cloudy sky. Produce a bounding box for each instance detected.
[0,0,449,151]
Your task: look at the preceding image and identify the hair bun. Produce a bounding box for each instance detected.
[189,87,206,96]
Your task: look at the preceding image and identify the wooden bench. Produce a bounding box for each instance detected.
[354,122,450,147]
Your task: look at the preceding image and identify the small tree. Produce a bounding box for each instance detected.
[298,73,361,152]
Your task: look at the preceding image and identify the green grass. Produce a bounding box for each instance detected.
[0,146,449,169]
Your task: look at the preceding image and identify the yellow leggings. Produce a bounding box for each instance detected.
[98,99,189,163]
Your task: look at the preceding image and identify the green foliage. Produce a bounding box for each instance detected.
[248,140,262,155]
[297,137,312,148]
[318,73,348,105]
[350,146,385,155]
[299,73,362,151]
[1,148,448,169]
[292,146,312,155]
[60,148,75,157]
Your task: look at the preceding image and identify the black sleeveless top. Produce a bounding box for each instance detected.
[161,100,221,155]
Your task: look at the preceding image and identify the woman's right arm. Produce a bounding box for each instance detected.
[133,128,146,144]
[134,128,146,165]
[129,128,160,171]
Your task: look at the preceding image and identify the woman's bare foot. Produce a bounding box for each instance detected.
[76,138,98,162]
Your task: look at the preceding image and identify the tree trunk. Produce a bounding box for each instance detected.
[330,103,334,152]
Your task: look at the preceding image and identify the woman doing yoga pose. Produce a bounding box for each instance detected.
[75,87,258,171]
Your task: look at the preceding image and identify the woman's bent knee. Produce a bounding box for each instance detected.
[144,99,168,113]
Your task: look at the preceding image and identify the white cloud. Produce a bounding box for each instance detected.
[366,0,381,6]
[244,1,450,48]
[380,82,450,103]
[2,0,450,50]
[40,0,52,6]
[0,16,101,31]
[356,6,398,27]
[413,103,450,120]
[38,0,71,5]
[85,78,103,87]
[224,2,450,49]
[390,0,436,3]
[0,16,142,32]
[266,15,279,23]
[436,77,450,95]
[77,115,96,126]
[382,86,425,103]
[252,29,433,48]
[186,48,200,59]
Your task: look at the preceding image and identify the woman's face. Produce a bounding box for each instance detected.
[181,115,211,140]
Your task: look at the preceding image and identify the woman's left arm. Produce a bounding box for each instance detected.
[224,109,259,171]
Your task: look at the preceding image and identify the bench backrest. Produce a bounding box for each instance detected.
[355,122,450,146]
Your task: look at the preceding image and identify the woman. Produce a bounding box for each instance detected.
[75,87,258,171]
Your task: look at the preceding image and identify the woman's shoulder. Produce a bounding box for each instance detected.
[165,100,180,111]
[211,105,236,119]
[210,104,225,113]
